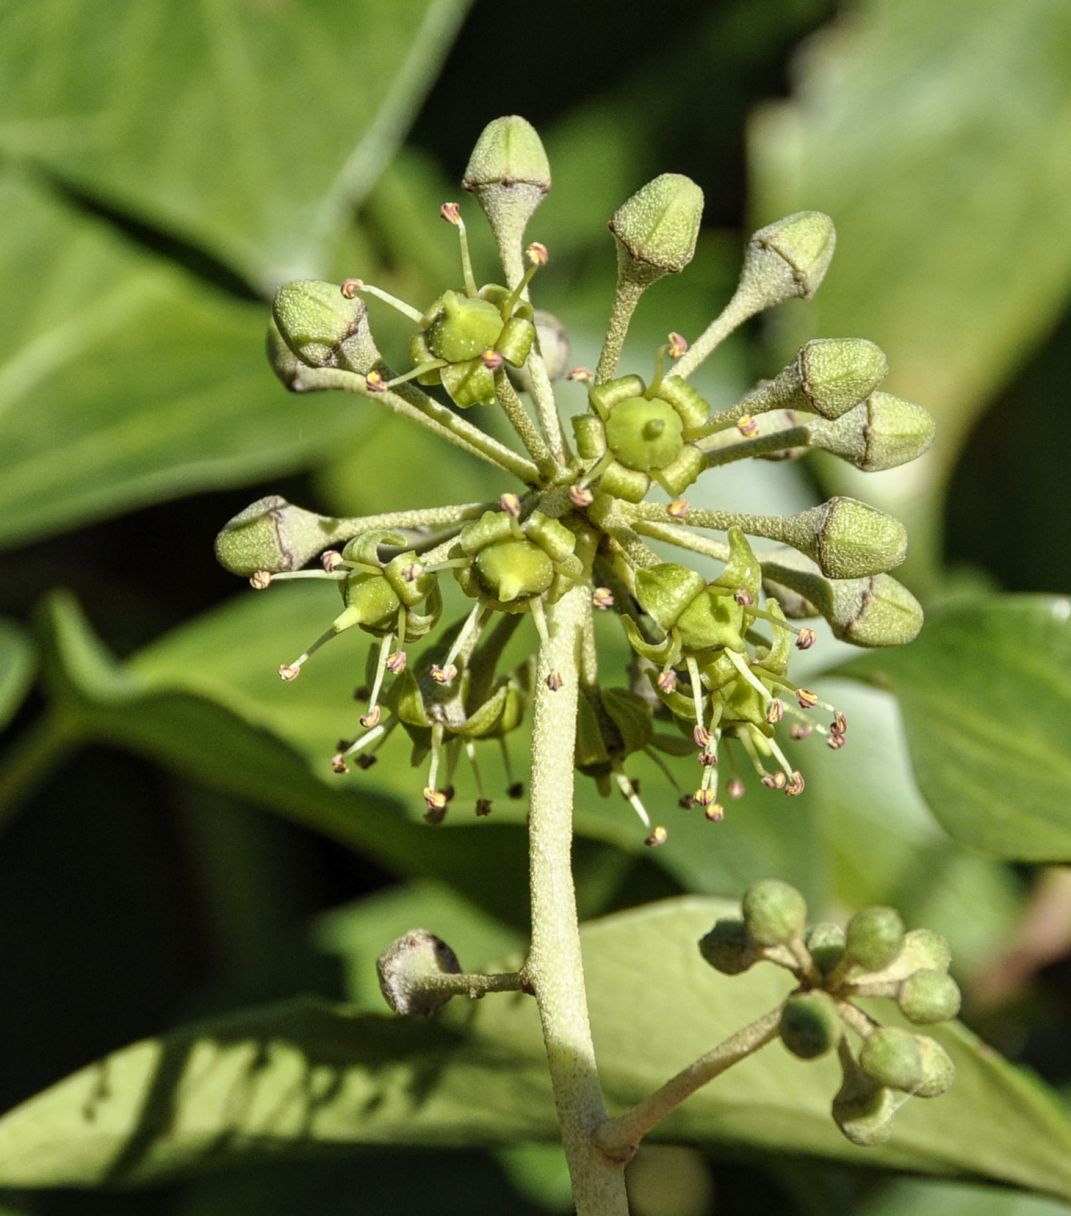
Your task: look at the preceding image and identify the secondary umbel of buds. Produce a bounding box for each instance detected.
[377,929,462,1017]
[272,280,379,373]
[610,173,704,286]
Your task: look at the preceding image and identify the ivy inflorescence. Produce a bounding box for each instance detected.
[215,116,934,843]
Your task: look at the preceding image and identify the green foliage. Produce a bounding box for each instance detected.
[1,0,1071,1211]
[1,899,1069,1201]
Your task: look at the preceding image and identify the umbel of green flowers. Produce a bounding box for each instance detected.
[216,115,934,842]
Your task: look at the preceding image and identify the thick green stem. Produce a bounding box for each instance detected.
[522,584,629,1214]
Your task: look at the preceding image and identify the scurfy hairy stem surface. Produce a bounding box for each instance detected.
[523,584,629,1213]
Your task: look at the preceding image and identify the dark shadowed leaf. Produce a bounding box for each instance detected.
[0,899,1068,1199]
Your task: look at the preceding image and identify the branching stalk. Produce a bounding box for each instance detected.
[593,1006,783,1158]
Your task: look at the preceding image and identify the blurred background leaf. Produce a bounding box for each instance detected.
[749,0,1071,582]
[835,595,1071,860]
[0,0,470,288]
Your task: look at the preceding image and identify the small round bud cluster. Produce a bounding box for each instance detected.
[699,883,961,1146]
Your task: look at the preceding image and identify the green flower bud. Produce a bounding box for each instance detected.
[760,559,924,648]
[780,991,842,1059]
[914,1035,955,1097]
[610,173,704,285]
[898,928,953,974]
[806,922,847,976]
[214,496,344,576]
[742,879,807,947]
[832,1078,897,1147]
[698,918,756,975]
[859,1026,924,1092]
[741,212,836,306]
[798,339,888,419]
[811,392,936,471]
[272,280,378,372]
[829,572,923,646]
[377,929,462,1017]
[463,115,551,241]
[797,498,908,580]
[898,970,961,1024]
[845,906,905,972]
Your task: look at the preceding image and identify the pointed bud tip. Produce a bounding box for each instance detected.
[463,116,551,194]
[272,279,371,370]
[747,211,836,301]
[798,338,889,419]
[611,173,704,281]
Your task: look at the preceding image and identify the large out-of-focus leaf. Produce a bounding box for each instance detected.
[750,0,1071,478]
[0,0,470,288]
[1,899,1069,1199]
[0,173,387,547]
[0,619,34,730]
[835,595,1071,860]
[29,591,536,923]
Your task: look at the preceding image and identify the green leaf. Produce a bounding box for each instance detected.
[860,1177,1071,1216]
[0,618,34,730]
[750,0,1071,479]
[30,590,533,922]
[0,0,470,288]
[1,899,1069,1199]
[0,172,386,547]
[834,595,1071,860]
